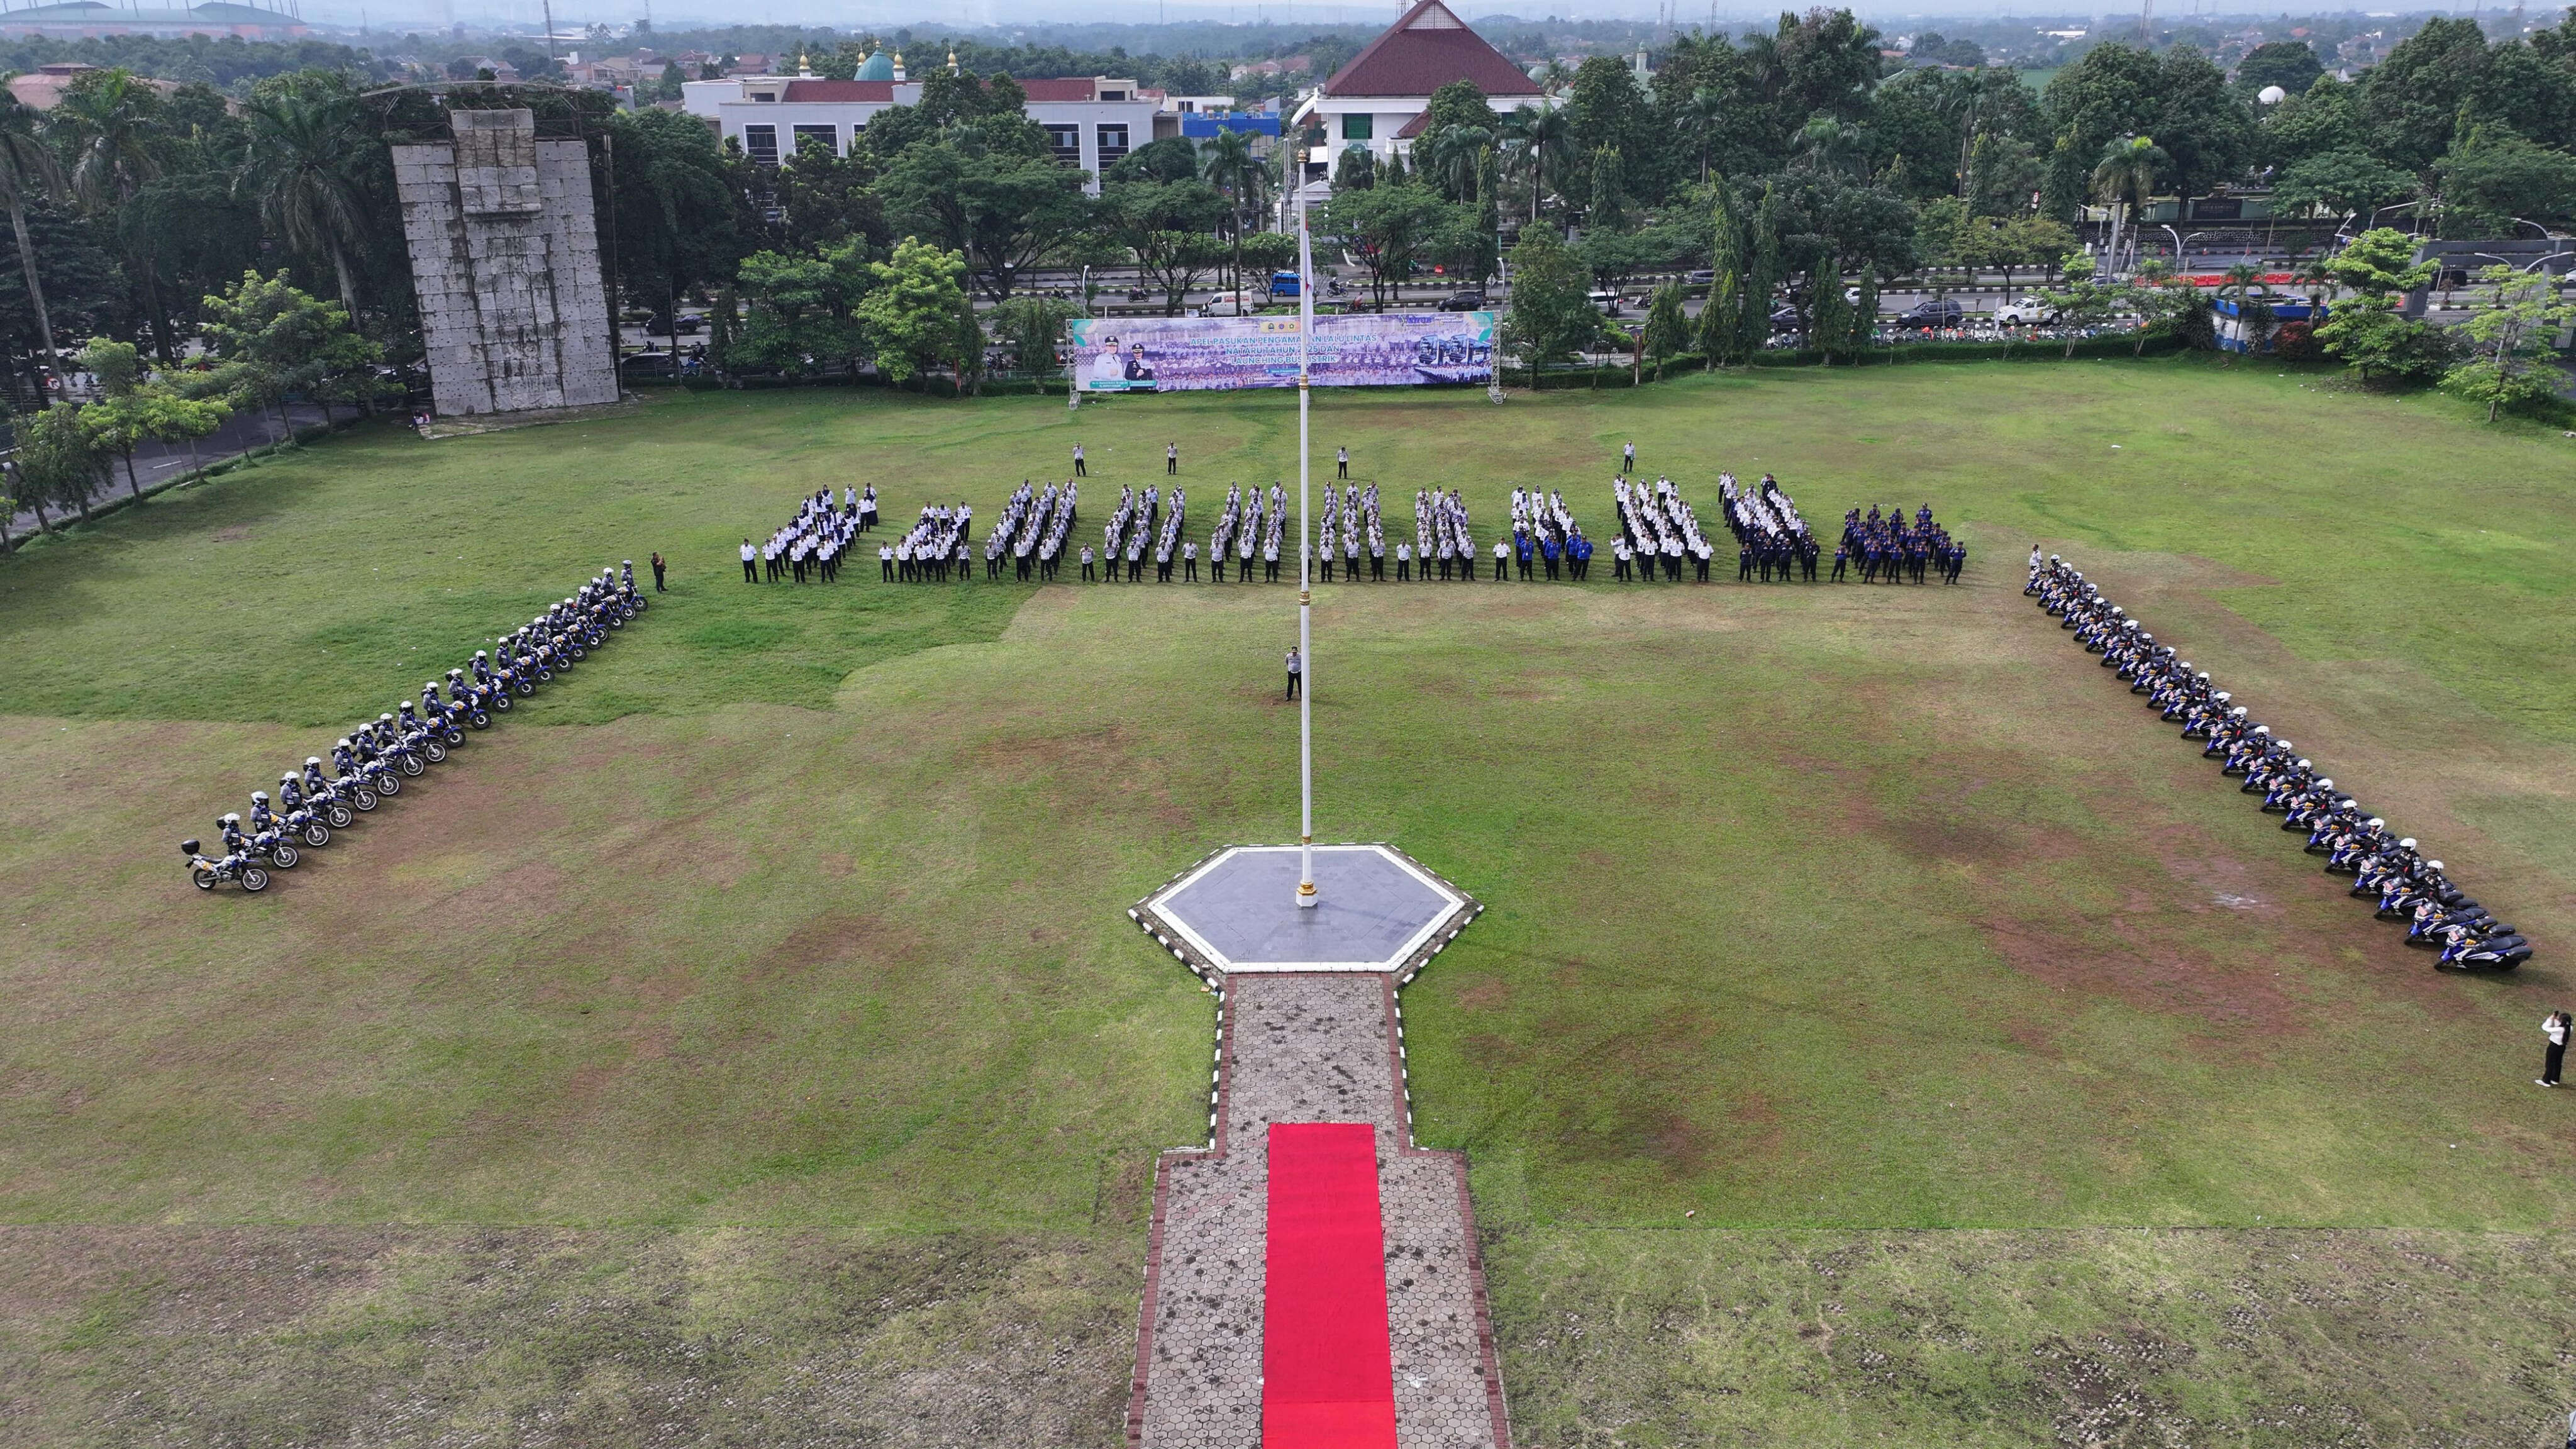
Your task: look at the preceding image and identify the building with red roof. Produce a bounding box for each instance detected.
[1289,0,1541,183]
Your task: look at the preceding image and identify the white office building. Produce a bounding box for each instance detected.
[1287,0,1541,178]
[683,62,1162,194]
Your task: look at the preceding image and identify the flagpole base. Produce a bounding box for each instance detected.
[1296,879,1320,908]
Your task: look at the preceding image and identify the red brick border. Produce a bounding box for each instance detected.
[1125,985,1236,1447]
[1381,979,1514,1449]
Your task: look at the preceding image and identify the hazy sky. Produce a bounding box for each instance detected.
[319,0,2464,35]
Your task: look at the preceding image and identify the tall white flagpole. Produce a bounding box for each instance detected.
[1295,190,1318,909]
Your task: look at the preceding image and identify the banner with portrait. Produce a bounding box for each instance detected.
[1066,313,1497,391]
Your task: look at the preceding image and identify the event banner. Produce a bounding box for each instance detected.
[1067,313,1497,392]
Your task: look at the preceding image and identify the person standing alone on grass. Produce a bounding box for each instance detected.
[652,552,667,591]
[1167,441,1179,475]
[1621,440,1635,475]
[1336,446,1348,480]
[1284,647,1301,699]
[1074,443,1087,477]
[2543,1011,2569,1087]
[741,538,757,584]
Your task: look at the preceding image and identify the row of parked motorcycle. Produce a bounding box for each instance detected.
[182,567,650,892]
[2031,556,2531,970]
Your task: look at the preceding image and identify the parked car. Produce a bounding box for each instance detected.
[1685,269,1715,285]
[1993,295,2058,325]
[671,314,706,335]
[619,350,678,376]
[1768,303,1803,328]
[1589,288,1623,314]
[1437,290,1487,311]
[1896,297,1967,326]
[1203,290,1257,312]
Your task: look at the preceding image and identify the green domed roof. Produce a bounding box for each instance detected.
[854,50,893,80]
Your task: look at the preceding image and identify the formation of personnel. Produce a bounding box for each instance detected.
[754,469,1970,593]
[2033,555,2529,970]
[1835,500,1964,585]
[745,486,882,585]
[1611,476,1718,582]
[1507,487,1587,580]
[981,480,1077,582]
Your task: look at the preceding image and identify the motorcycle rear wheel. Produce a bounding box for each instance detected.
[270,845,297,869]
[241,868,269,892]
[194,872,216,891]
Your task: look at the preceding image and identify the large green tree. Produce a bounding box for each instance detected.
[1099,177,1228,315]
[1497,223,1596,382]
[1323,179,1455,311]
[853,236,970,386]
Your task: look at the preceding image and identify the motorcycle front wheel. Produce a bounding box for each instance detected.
[327,804,353,828]
[240,868,269,892]
[404,753,428,774]
[378,773,399,795]
[470,712,490,730]
[270,844,298,869]
[493,694,511,711]
[441,730,462,747]
[516,680,535,695]
[304,824,330,847]
[352,789,377,811]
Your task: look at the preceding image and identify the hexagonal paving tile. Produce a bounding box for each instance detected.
[1133,844,1479,979]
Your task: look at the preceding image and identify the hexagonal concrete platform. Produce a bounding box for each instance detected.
[1131,844,1479,980]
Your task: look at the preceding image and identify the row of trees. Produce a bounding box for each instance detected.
[6,270,381,539]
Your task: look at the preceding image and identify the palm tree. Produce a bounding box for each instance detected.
[1795,114,1865,177]
[52,69,174,358]
[1509,104,1572,233]
[1682,86,1725,185]
[1200,128,1265,314]
[2088,134,2168,275]
[1426,123,1492,203]
[2221,261,2265,355]
[239,88,374,318]
[0,96,67,370]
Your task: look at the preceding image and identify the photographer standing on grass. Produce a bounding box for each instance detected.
[2543,1011,2569,1088]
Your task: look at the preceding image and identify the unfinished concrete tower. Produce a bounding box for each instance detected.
[392,108,619,418]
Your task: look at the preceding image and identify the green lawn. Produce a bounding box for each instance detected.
[3,359,2573,1444]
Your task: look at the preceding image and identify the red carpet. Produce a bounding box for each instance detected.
[1262,1122,1399,1448]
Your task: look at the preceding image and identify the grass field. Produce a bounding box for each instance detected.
[3,358,2573,1445]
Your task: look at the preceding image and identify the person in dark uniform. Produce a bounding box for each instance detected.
[651,552,667,591]
[1336,446,1348,479]
[1167,442,1179,475]
[1285,647,1302,699]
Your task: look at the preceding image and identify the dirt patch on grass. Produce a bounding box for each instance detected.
[1976,913,2302,1043]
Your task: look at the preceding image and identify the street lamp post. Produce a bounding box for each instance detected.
[1295,196,1318,909]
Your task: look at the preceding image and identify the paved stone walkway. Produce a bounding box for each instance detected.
[1127,972,1510,1448]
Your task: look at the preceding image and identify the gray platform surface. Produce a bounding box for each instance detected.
[1158,846,1460,972]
